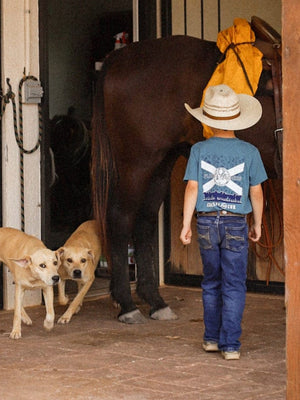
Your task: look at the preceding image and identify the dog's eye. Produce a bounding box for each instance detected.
[53,261,58,266]
[67,258,72,263]
[39,263,46,269]
[81,258,87,263]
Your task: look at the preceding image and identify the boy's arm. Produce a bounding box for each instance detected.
[248,183,264,242]
[180,180,198,245]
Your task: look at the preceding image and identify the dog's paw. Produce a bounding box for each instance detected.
[10,330,22,340]
[21,315,32,325]
[58,295,69,306]
[57,314,71,324]
[43,318,54,331]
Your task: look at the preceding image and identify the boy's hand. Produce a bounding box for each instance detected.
[180,226,192,245]
[248,224,262,242]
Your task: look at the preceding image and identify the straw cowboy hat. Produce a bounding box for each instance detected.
[184,84,262,131]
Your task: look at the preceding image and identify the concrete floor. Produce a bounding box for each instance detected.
[0,286,286,400]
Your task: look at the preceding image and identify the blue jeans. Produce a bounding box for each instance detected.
[196,214,248,351]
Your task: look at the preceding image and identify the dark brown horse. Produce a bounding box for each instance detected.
[91,30,281,323]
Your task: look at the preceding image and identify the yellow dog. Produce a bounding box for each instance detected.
[0,227,60,339]
[57,220,101,324]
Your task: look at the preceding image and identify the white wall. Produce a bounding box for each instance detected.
[1,0,42,309]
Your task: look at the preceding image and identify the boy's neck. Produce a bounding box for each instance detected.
[211,128,236,138]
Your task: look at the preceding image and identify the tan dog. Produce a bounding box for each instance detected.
[0,227,60,339]
[57,220,101,324]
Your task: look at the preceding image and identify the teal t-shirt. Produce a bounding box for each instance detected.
[184,137,268,214]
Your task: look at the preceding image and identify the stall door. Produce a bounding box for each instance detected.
[165,0,284,293]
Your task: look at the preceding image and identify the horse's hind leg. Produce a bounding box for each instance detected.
[134,208,177,320]
[133,146,190,320]
[108,206,147,324]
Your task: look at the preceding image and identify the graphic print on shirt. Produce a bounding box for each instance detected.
[201,160,245,208]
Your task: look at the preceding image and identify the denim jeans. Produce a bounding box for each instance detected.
[196,214,248,351]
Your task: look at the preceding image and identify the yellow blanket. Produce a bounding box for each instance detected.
[202,18,263,138]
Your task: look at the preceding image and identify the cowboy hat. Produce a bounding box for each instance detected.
[184,84,262,130]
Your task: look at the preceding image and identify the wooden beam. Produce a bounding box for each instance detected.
[283,1,300,397]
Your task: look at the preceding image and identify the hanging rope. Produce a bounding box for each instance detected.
[0,78,15,118]
[1,76,43,231]
[13,76,42,154]
[249,179,284,284]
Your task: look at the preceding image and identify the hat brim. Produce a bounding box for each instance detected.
[184,94,262,131]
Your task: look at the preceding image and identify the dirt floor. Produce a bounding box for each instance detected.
[0,286,286,400]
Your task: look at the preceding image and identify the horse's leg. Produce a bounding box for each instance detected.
[134,144,190,320]
[108,205,147,324]
[134,208,177,320]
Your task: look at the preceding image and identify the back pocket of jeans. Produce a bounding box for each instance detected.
[197,225,212,250]
[224,226,247,252]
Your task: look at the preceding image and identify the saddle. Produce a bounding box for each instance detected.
[251,16,281,53]
[251,16,283,171]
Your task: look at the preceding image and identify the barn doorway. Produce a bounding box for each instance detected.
[39,0,171,299]
[39,0,133,297]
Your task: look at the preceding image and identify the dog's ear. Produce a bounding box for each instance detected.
[57,247,65,258]
[10,256,31,268]
[87,250,94,261]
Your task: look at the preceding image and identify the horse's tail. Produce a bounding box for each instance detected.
[91,62,116,258]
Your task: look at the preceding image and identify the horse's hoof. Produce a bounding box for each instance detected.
[150,306,178,321]
[118,309,147,324]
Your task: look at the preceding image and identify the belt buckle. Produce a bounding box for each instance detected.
[220,210,228,215]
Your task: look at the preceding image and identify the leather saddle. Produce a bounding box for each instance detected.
[251,16,281,54]
[252,16,283,176]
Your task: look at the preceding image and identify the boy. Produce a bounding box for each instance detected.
[180,84,267,360]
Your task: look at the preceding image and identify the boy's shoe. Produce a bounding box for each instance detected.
[221,350,240,360]
[202,341,219,352]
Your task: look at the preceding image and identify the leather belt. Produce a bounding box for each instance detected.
[196,211,246,217]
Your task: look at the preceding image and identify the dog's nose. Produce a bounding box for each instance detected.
[52,275,60,284]
[73,269,82,279]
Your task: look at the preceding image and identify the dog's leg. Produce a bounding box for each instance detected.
[58,278,94,324]
[42,286,55,331]
[75,281,84,314]
[10,284,25,339]
[21,307,32,325]
[57,279,69,305]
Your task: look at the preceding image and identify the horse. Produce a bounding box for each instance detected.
[91,24,281,324]
[50,111,92,231]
